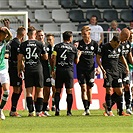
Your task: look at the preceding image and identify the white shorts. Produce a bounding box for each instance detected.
[51,78,55,86]
[0,69,10,84]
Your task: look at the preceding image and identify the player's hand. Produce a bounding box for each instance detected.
[18,71,23,78]
[102,69,107,79]
[52,71,56,79]
[95,67,101,76]
[0,27,9,32]
[77,50,82,57]
[125,68,129,76]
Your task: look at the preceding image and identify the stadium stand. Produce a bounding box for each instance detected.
[77,23,88,31]
[99,23,109,31]
[0,0,9,9]
[103,9,121,22]
[35,10,52,23]
[43,23,60,33]
[111,0,128,9]
[26,0,44,9]
[9,0,27,9]
[32,23,43,30]
[86,9,104,22]
[0,0,132,33]
[77,0,94,9]
[28,11,36,23]
[43,0,61,9]
[94,0,112,9]
[129,0,133,8]
[120,9,133,22]
[60,0,78,9]
[61,23,77,32]
[52,9,70,23]
[69,10,86,22]
[118,23,127,30]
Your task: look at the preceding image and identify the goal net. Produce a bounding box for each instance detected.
[0,11,28,34]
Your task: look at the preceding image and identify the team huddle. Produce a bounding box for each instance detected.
[0,24,133,120]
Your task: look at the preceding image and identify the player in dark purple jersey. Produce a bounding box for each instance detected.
[76,26,100,115]
[7,26,26,117]
[51,31,81,116]
[97,35,130,116]
[36,30,51,116]
[18,26,48,117]
[46,33,56,111]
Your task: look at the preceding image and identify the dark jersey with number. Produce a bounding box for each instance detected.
[98,43,123,72]
[54,42,78,70]
[77,39,98,70]
[118,41,131,72]
[7,38,20,66]
[20,40,47,71]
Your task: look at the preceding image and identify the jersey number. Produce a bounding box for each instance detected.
[26,47,38,59]
[60,49,67,60]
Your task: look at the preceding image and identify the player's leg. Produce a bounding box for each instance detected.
[0,83,2,101]
[51,78,56,111]
[131,87,133,110]
[54,88,61,116]
[9,68,22,117]
[26,87,34,116]
[123,77,133,114]
[35,87,44,117]
[0,70,10,120]
[65,70,74,116]
[66,88,73,116]
[86,71,95,115]
[24,72,34,116]
[113,78,130,116]
[42,70,51,116]
[54,69,63,116]
[10,86,22,117]
[77,70,89,115]
[103,75,114,116]
[42,86,51,116]
[34,70,45,117]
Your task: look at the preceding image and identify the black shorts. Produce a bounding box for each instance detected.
[77,68,95,87]
[9,66,22,86]
[24,69,44,88]
[43,67,52,87]
[103,71,122,88]
[55,69,73,89]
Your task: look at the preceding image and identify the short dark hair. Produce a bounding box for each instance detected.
[17,26,26,35]
[63,31,73,41]
[90,15,98,21]
[112,36,120,43]
[46,33,55,38]
[28,26,36,33]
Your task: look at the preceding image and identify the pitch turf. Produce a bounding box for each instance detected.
[0,110,133,133]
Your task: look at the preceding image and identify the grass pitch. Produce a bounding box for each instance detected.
[0,110,133,133]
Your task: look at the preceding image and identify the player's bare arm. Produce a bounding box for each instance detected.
[51,53,56,79]
[41,53,48,60]
[96,54,106,79]
[74,50,81,64]
[0,27,12,42]
[17,54,24,78]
